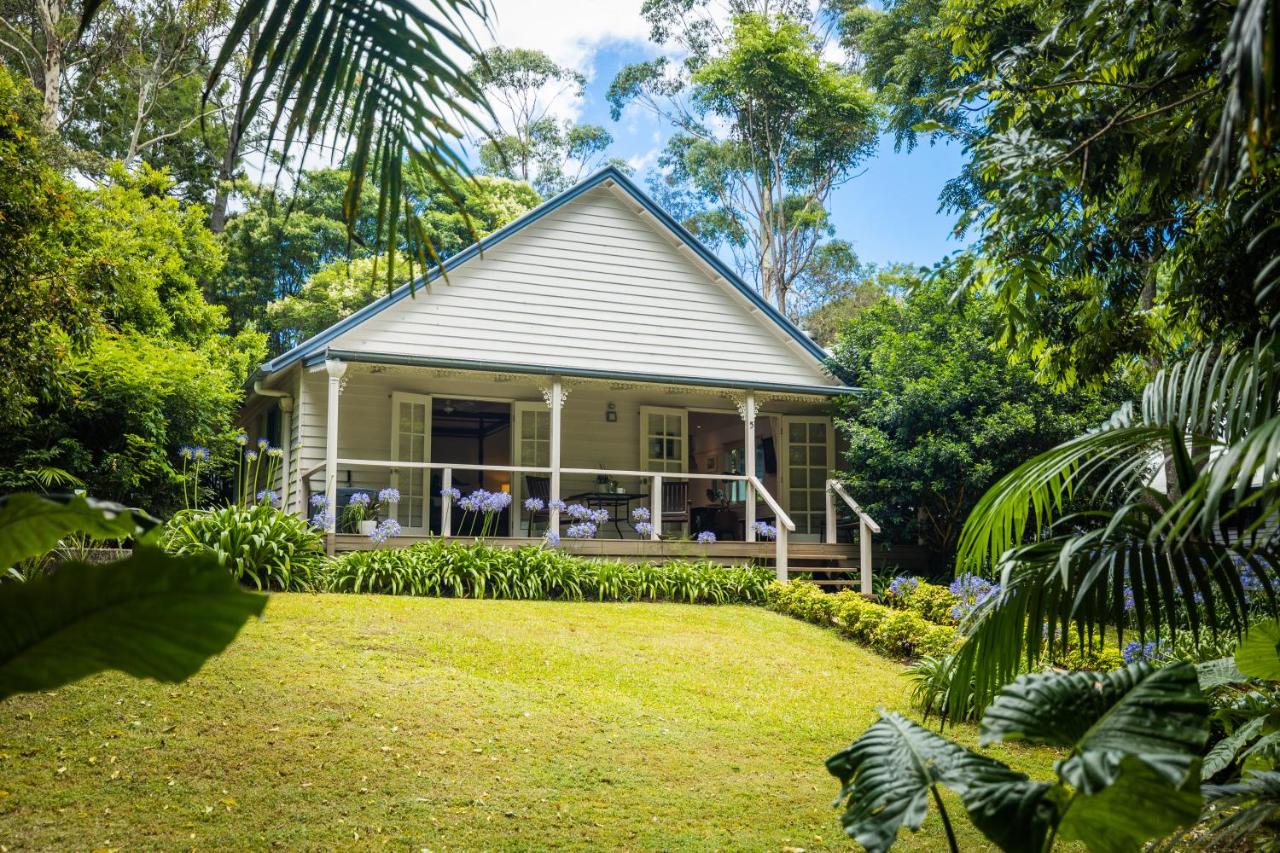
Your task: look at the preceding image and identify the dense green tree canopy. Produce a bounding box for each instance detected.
[839,0,1280,386]
[831,272,1128,563]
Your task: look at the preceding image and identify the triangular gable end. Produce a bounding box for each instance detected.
[267,168,846,392]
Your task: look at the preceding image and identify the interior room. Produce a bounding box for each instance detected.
[686,410,778,540]
[430,397,512,535]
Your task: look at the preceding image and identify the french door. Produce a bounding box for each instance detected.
[390,392,431,532]
[512,402,550,535]
[781,416,832,541]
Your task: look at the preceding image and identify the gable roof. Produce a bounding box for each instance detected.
[257,166,850,389]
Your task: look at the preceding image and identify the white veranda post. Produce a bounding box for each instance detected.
[324,359,346,547]
[743,391,757,542]
[548,376,563,537]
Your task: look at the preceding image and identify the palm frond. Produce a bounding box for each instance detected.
[164,0,495,285]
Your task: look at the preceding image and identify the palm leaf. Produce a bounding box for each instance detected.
[1195,771,1280,850]
[948,337,1280,716]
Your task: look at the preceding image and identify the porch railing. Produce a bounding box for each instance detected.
[305,458,797,578]
[825,479,881,594]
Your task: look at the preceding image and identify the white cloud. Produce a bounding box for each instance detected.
[485,0,652,79]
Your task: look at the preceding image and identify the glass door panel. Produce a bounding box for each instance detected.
[782,417,830,539]
[390,392,431,532]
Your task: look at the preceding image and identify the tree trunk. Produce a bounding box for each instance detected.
[35,0,65,132]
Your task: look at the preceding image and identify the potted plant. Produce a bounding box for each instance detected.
[343,492,376,534]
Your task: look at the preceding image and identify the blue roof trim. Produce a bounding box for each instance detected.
[260,165,838,377]
[304,349,864,396]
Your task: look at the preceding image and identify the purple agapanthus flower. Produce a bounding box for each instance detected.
[887,575,918,597]
[631,506,651,523]
[235,431,248,447]
[751,520,777,541]
[369,517,401,544]
[548,498,567,513]
[310,509,335,532]
[256,437,269,451]
[524,497,545,512]
[309,493,328,508]
[544,530,561,547]
[481,491,512,514]
[566,522,597,539]
[441,486,462,502]
[256,490,280,507]
[244,449,259,462]
[565,503,591,521]
[634,521,654,538]
[589,508,610,525]
[696,531,717,544]
[378,487,400,504]
[348,492,371,507]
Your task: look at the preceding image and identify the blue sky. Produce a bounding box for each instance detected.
[480,1,970,269]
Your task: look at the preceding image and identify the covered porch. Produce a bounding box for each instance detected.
[269,353,877,583]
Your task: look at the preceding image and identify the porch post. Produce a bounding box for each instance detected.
[743,392,757,542]
[860,518,873,596]
[324,359,346,554]
[279,397,293,513]
[549,375,563,537]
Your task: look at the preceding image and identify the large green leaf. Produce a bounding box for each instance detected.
[980,662,1209,793]
[1235,620,1280,681]
[1198,771,1280,850]
[0,547,267,700]
[0,493,159,570]
[1057,756,1204,853]
[1203,716,1267,780]
[827,712,1053,852]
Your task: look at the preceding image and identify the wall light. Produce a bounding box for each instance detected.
[606,402,617,422]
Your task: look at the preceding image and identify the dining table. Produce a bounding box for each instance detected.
[566,491,648,537]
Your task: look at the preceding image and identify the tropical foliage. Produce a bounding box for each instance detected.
[828,662,1210,852]
[0,493,265,700]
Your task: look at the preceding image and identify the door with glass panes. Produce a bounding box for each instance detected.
[512,402,550,535]
[782,417,831,541]
[390,392,431,533]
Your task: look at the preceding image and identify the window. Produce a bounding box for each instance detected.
[640,407,687,473]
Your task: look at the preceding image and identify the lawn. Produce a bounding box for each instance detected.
[0,594,1057,851]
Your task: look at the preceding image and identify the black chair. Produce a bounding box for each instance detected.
[660,480,690,538]
[525,475,550,535]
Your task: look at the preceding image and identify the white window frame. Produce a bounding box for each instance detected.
[639,405,689,473]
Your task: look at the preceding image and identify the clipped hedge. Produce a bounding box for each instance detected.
[321,540,773,604]
[765,580,957,659]
[883,577,960,624]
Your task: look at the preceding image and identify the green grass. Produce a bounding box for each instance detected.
[0,594,1059,850]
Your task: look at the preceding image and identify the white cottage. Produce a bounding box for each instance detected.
[241,167,878,582]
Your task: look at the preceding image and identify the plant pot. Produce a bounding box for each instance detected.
[358,519,377,536]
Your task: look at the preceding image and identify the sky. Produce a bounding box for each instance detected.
[476,0,970,269]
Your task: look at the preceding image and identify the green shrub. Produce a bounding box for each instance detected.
[163,504,325,591]
[766,581,958,660]
[883,575,961,625]
[321,541,772,604]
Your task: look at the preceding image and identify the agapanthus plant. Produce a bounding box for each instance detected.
[634,521,654,539]
[342,492,373,531]
[696,531,717,545]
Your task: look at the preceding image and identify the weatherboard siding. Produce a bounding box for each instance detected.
[327,186,833,388]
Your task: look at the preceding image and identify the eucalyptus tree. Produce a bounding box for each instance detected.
[608,1,878,313]
[471,46,626,196]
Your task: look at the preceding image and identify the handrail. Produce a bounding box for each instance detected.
[828,480,880,533]
[748,475,795,532]
[825,479,878,594]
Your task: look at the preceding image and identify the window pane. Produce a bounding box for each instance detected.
[789,423,806,442]
[789,445,805,465]
[809,445,827,466]
[809,422,825,442]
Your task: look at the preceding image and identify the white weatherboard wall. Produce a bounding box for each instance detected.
[328,186,835,388]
